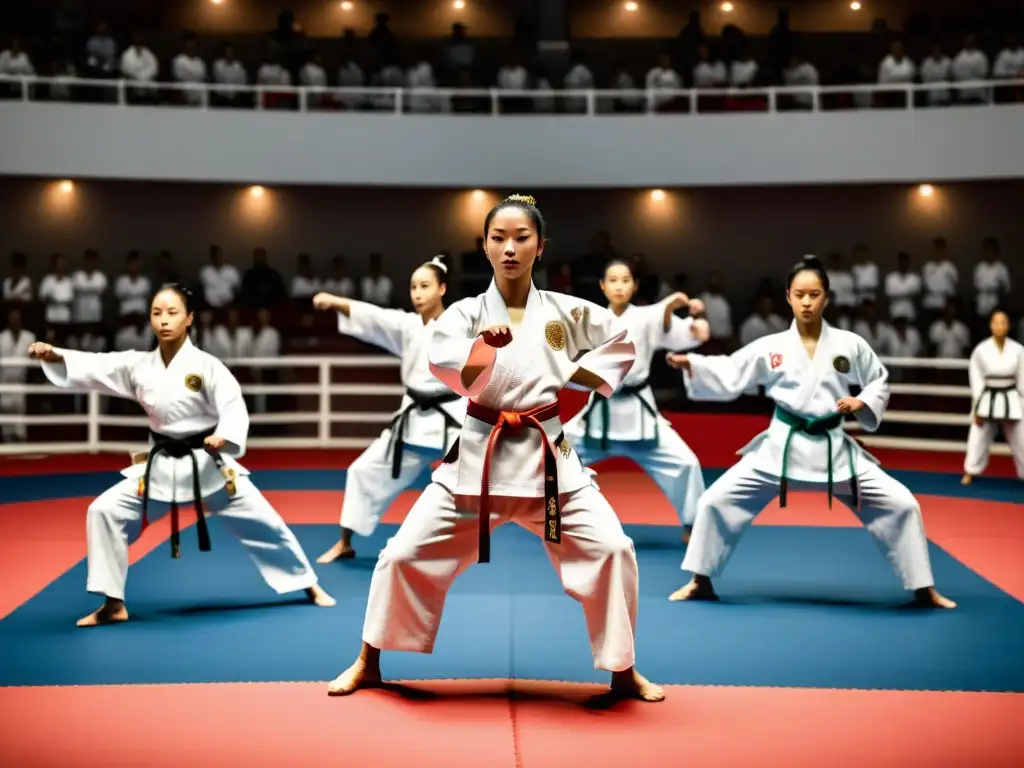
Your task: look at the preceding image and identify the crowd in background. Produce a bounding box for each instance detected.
[2,7,1024,111]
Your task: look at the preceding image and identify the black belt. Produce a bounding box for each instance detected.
[582,378,659,450]
[386,388,462,479]
[141,428,215,559]
[976,385,1015,420]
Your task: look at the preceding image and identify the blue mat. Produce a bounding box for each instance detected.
[1,522,1022,691]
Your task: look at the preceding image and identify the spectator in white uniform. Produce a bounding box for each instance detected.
[827,252,857,319]
[114,251,152,317]
[645,53,684,111]
[3,252,33,304]
[920,41,953,106]
[324,255,355,297]
[72,249,108,324]
[852,244,879,303]
[360,253,393,306]
[699,271,733,345]
[849,299,897,355]
[39,253,75,329]
[973,237,1011,322]
[563,50,595,114]
[993,33,1024,79]
[200,245,240,309]
[877,37,916,107]
[212,43,249,107]
[206,307,254,360]
[884,251,922,321]
[290,253,322,300]
[250,308,282,413]
[300,51,329,108]
[783,51,820,109]
[120,32,159,102]
[0,308,36,442]
[928,301,971,359]
[114,315,152,351]
[336,51,365,110]
[172,35,207,106]
[952,33,990,103]
[406,47,440,113]
[921,237,959,321]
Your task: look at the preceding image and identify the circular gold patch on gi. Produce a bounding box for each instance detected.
[184,373,204,392]
[545,321,566,351]
[832,355,851,374]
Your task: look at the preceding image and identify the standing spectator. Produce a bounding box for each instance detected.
[85,21,118,76]
[200,245,240,309]
[72,248,107,325]
[0,308,36,442]
[172,34,208,106]
[444,23,475,81]
[212,43,249,107]
[993,32,1024,103]
[739,295,787,346]
[852,243,879,303]
[610,60,642,112]
[256,50,294,110]
[783,52,820,110]
[323,255,355,297]
[563,51,595,114]
[692,42,727,111]
[0,37,35,98]
[38,253,74,327]
[240,248,286,310]
[114,251,151,316]
[884,251,922,322]
[406,47,440,113]
[973,237,1011,321]
[877,38,916,108]
[699,271,734,348]
[114,314,151,351]
[645,53,684,112]
[290,253,322,299]
[368,13,398,60]
[251,307,281,413]
[120,32,159,104]
[497,50,531,113]
[929,301,971,358]
[827,252,858,319]
[921,237,959,322]
[300,51,328,108]
[848,299,897,355]
[337,49,365,110]
[951,33,990,104]
[2,252,32,303]
[206,306,254,360]
[920,42,952,106]
[360,252,393,306]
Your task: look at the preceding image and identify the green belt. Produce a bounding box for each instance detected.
[774,406,858,509]
[582,380,659,451]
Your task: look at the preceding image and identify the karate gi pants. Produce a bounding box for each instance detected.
[572,427,705,526]
[340,433,441,537]
[86,476,319,601]
[362,481,639,673]
[681,454,935,591]
[964,420,1024,479]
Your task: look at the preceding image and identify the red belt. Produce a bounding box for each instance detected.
[467,399,562,563]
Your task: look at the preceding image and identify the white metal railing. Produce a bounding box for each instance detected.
[0,354,1008,458]
[1,74,1022,115]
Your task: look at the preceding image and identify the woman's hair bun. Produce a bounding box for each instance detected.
[429,255,449,273]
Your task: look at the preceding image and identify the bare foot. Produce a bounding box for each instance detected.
[76,599,129,627]
[668,575,718,602]
[305,584,337,607]
[681,525,693,544]
[960,474,973,486]
[317,540,356,563]
[914,587,957,609]
[610,668,665,702]
[328,646,382,696]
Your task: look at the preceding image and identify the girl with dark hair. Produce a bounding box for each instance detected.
[962,309,1024,485]
[563,259,711,540]
[665,257,955,609]
[327,195,664,702]
[312,257,466,561]
[27,284,334,627]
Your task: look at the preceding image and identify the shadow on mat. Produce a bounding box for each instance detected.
[358,681,639,711]
[155,597,311,616]
[708,593,919,611]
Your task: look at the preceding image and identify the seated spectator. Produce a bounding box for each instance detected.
[497,50,531,113]
[852,243,879,303]
[921,237,959,322]
[72,249,107,325]
[920,42,952,106]
[884,251,922,322]
[323,255,355,297]
[645,52,684,112]
[360,252,393,306]
[729,43,759,88]
[39,253,74,327]
[952,33,989,103]
[739,295,787,346]
[693,42,727,112]
[532,65,555,113]
[846,298,897,354]
[120,32,159,103]
[889,315,922,381]
[2,252,32,303]
[993,32,1024,102]
[610,60,642,112]
[115,250,151,316]
[68,323,108,353]
[0,37,35,98]
[200,245,240,309]
[370,54,405,111]
[827,252,858,319]
[928,300,971,358]
[256,50,294,110]
[241,247,286,310]
[172,34,208,106]
[49,54,77,101]
[783,52,819,110]
[250,307,281,413]
[290,253,322,300]
[207,306,254,359]
[699,271,734,346]
[212,43,249,107]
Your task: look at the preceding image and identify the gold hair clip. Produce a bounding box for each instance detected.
[504,193,537,207]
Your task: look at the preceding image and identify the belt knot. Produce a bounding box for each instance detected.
[499,411,522,428]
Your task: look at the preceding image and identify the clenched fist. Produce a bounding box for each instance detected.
[27,342,62,363]
[480,325,512,348]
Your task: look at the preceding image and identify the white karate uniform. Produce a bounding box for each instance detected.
[39,339,319,602]
[700,292,733,339]
[2,275,32,302]
[72,270,108,324]
[199,264,241,309]
[973,261,1011,318]
[360,275,393,306]
[920,56,952,105]
[115,274,152,317]
[172,53,208,105]
[852,262,879,303]
[324,276,355,297]
[38,274,74,324]
[336,301,467,537]
[890,327,923,359]
[928,319,971,359]
[964,338,1024,478]
[884,271,922,321]
[0,328,36,440]
[290,275,322,299]
[921,260,959,311]
[114,325,152,352]
[829,270,858,310]
[681,321,936,593]
[361,282,640,672]
[852,320,898,356]
[739,313,788,348]
[249,326,281,413]
[204,325,255,360]
[564,300,706,526]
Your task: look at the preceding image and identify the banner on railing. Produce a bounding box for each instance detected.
[1,77,1022,186]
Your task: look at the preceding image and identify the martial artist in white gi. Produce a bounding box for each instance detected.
[313,257,466,562]
[28,284,334,627]
[963,310,1024,483]
[0,308,36,441]
[666,257,956,609]
[563,259,710,538]
[328,195,664,702]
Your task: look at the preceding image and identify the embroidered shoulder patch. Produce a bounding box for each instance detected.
[545,321,566,351]
[184,373,204,392]
[770,353,783,370]
[833,355,851,374]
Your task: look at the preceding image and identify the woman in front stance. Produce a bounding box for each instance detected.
[962,310,1024,484]
[328,195,664,701]
[312,257,466,561]
[666,257,955,609]
[28,284,334,627]
[564,260,710,540]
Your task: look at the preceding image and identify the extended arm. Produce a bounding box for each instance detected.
[428,301,498,398]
